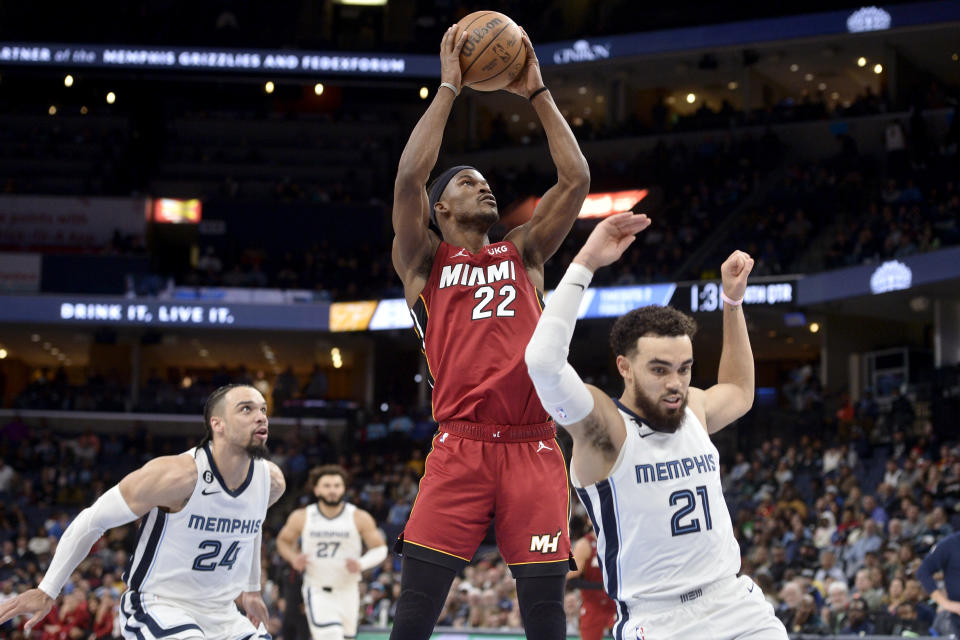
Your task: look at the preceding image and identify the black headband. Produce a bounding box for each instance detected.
[428,165,477,228]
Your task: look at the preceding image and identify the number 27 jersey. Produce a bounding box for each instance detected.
[410,240,550,427]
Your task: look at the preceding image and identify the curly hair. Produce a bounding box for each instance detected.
[609,306,697,357]
[308,464,349,488]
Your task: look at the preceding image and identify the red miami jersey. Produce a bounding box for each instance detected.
[410,240,550,427]
[581,532,617,613]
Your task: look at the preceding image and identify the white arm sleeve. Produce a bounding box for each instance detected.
[525,262,596,425]
[359,545,388,571]
[38,485,138,598]
[246,531,262,592]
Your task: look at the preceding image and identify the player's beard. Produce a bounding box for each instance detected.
[245,438,269,459]
[631,381,687,433]
[319,493,345,507]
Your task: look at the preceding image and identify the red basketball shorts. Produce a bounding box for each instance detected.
[397,426,572,577]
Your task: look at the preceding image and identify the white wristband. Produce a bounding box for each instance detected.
[720,290,743,307]
[359,545,388,572]
[439,82,459,97]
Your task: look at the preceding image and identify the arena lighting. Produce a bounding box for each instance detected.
[48,105,56,115]
[80,106,88,115]
[809,322,820,333]
[63,74,73,87]
[685,93,695,103]
[873,63,883,74]
[789,63,799,72]
[264,81,274,93]
[579,189,650,218]
[804,73,814,81]
[331,347,343,369]
[418,86,428,99]
[105,91,115,104]
[857,56,867,67]
[313,82,324,95]
[152,198,202,223]
[0,348,7,359]
[727,81,738,90]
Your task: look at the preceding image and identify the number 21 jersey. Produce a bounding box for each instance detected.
[570,403,740,604]
[410,240,550,427]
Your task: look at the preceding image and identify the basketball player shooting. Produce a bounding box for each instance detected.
[276,465,387,640]
[389,23,590,640]
[525,213,789,640]
[0,384,285,640]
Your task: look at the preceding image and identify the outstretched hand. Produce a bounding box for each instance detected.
[0,588,54,632]
[573,212,652,272]
[720,250,755,301]
[440,24,468,91]
[503,29,544,99]
[239,591,269,629]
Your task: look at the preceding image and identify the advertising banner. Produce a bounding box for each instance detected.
[0,195,147,250]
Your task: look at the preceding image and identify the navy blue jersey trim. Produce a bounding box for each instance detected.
[121,590,203,638]
[204,442,255,497]
[596,480,620,601]
[128,511,167,591]
[122,514,150,584]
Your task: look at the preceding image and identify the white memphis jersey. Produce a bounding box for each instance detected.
[302,502,363,588]
[570,401,740,626]
[123,445,271,605]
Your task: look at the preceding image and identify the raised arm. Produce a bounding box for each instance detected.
[392,25,466,289]
[699,251,756,433]
[0,454,196,631]
[504,31,590,276]
[525,213,651,485]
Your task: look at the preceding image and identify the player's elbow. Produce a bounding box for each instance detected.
[524,320,569,380]
[558,162,590,196]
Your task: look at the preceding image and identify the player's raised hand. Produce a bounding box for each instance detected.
[720,250,755,302]
[0,588,54,632]
[503,29,544,99]
[440,24,468,92]
[239,591,270,628]
[574,212,651,272]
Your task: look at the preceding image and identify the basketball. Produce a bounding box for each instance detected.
[456,11,526,92]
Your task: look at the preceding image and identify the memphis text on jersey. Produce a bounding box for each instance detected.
[635,453,717,485]
[187,515,263,534]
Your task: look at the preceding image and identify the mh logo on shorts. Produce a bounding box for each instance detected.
[529,529,561,554]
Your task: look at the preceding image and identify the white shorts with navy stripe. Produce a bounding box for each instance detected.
[617,575,787,640]
[302,583,359,640]
[120,590,271,640]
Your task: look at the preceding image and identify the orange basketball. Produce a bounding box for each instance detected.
[455,11,526,92]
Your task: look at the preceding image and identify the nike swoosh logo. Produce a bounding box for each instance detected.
[571,283,584,290]
[748,583,755,593]
[201,489,221,496]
